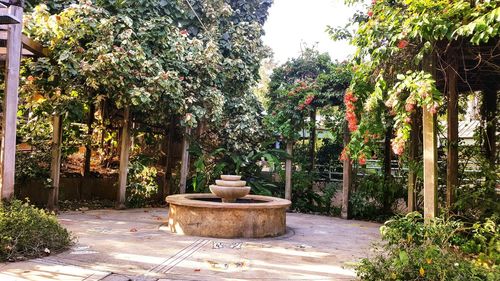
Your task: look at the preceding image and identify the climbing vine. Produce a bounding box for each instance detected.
[331,0,500,159]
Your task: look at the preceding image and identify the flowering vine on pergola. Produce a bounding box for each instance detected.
[333,0,499,219]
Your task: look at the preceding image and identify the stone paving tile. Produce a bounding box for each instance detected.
[0,209,381,281]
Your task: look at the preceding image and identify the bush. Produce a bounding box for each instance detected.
[356,212,499,281]
[350,175,406,221]
[126,156,159,208]
[0,200,72,261]
[290,171,340,215]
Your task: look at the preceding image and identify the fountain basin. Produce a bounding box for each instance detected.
[166,193,291,238]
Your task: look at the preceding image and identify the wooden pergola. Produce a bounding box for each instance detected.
[0,0,46,201]
[340,38,499,220]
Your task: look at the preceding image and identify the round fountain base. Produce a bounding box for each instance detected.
[166,193,291,238]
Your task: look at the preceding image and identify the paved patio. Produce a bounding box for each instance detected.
[0,208,381,281]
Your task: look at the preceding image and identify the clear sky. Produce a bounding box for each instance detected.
[263,0,365,64]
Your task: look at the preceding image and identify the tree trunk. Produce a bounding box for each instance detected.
[285,142,293,201]
[83,102,95,177]
[47,115,63,211]
[116,107,131,209]
[446,55,458,210]
[341,123,352,219]
[0,5,23,201]
[179,127,191,194]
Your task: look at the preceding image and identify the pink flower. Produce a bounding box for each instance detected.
[392,141,405,155]
[405,102,415,112]
[180,29,188,36]
[368,10,373,17]
[429,104,438,114]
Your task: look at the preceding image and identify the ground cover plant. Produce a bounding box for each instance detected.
[356,212,499,281]
[0,200,72,261]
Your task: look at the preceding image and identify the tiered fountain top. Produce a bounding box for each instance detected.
[209,175,250,203]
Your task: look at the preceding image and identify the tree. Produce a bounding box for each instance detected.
[266,48,350,200]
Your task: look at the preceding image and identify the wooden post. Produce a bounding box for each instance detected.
[446,55,458,209]
[0,5,22,201]
[162,118,175,199]
[116,107,130,209]
[383,125,393,177]
[422,55,438,220]
[83,102,95,177]
[482,85,497,165]
[407,112,419,212]
[47,115,63,211]
[285,142,293,201]
[341,124,352,219]
[179,127,191,194]
[309,108,317,171]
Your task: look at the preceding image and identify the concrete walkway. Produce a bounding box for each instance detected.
[0,209,381,281]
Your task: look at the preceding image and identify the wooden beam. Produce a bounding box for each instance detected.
[0,5,22,201]
[116,107,130,209]
[0,29,47,57]
[0,7,20,24]
[179,127,191,194]
[0,46,33,56]
[341,124,352,219]
[0,1,24,8]
[446,55,458,210]
[47,115,63,211]
[21,34,47,56]
[422,54,438,220]
[284,142,292,201]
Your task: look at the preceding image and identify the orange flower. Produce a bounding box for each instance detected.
[398,40,409,49]
[304,95,315,105]
[358,154,366,165]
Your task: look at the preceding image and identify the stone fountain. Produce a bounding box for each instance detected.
[209,175,250,203]
[165,175,291,238]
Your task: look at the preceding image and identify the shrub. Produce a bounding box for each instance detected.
[0,200,72,261]
[356,212,499,281]
[350,174,406,221]
[126,156,159,208]
[290,171,339,215]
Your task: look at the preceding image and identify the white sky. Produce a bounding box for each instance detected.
[263,0,365,64]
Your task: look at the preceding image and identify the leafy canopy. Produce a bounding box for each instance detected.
[331,0,499,158]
